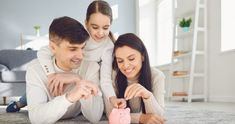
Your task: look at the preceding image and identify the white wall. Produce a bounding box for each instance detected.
[158,0,235,103]
[207,0,235,102]
[0,0,136,50]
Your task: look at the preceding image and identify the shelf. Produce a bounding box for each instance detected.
[175,31,193,39]
[173,52,191,59]
[173,50,189,56]
[175,27,205,39]
[172,92,188,96]
[170,0,208,103]
[171,94,205,99]
[22,35,41,41]
[18,34,49,50]
[173,51,204,59]
[172,73,205,78]
[173,71,187,76]
[197,27,206,32]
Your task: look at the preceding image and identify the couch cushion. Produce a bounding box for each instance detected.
[0,64,9,71]
[1,71,26,83]
[0,49,37,70]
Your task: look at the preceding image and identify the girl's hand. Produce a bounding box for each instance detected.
[109,96,126,109]
[124,83,152,100]
[139,113,166,124]
[47,72,81,96]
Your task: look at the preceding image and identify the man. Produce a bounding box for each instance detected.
[26,16,104,124]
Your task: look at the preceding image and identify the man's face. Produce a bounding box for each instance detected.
[50,40,85,71]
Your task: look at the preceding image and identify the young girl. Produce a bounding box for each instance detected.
[38,0,125,110]
[109,33,166,123]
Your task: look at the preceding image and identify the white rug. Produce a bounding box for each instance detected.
[164,105,235,124]
[0,105,235,124]
[0,111,108,124]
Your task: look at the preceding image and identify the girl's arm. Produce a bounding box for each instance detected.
[100,43,116,99]
[37,46,55,75]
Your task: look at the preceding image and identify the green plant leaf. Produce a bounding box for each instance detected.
[179,18,192,27]
[34,25,40,30]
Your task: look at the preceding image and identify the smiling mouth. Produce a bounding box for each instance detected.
[95,36,104,40]
[72,60,81,65]
[124,68,134,75]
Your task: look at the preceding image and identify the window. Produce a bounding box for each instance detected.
[136,0,157,66]
[156,0,173,66]
[136,0,173,66]
[221,0,235,52]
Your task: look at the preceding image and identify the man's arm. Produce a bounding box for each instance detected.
[26,64,73,124]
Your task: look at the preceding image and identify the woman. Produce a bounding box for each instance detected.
[109,33,166,123]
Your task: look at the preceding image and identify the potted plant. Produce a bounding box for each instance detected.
[34,25,41,36]
[179,18,192,32]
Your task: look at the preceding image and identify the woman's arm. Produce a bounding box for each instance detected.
[124,68,166,123]
[143,68,165,115]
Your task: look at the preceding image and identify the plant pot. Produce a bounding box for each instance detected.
[182,27,190,32]
[36,29,40,36]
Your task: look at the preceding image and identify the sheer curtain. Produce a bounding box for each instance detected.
[156,0,173,66]
[136,0,173,66]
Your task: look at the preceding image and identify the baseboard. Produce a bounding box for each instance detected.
[0,97,19,105]
[208,96,235,103]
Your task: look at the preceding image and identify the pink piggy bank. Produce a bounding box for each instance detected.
[109,108,131,124]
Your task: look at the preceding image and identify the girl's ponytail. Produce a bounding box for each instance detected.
[109,31,116,43]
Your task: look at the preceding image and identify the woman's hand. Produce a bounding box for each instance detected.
[139,113,166,124]
[47,72,81,96]
[109,96,126,109]
[124,83,152,100]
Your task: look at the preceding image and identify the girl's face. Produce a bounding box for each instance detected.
[86,12,111,42]
[115,46,144,79]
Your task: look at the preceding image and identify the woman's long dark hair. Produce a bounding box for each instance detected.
[112,33,152,113]
[86,0,115,42]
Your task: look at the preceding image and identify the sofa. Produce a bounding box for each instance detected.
[0,49,37,104]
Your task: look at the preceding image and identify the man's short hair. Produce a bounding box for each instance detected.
[49,16,89,44]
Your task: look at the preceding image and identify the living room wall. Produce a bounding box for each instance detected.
[0,0,136,50]
[207,0,235,102]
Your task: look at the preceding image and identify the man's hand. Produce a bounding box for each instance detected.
[109,96,126,109]
[47,73,81,96]
[139,113,166,124]
[66,80,99,103]
[124,83,152,100]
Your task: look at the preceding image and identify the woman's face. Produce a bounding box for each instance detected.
[115,46,143,79]
[86,12,111,42]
